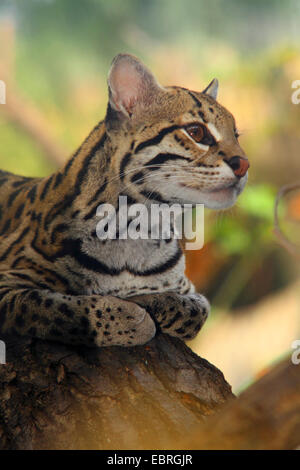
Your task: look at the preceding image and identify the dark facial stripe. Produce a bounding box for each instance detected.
[130,171,144,184]
[135,125,181,154]
[119,126,182,180]
[144,153,192,170]
[119,152,132,180]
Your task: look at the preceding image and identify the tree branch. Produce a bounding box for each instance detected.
[185,358,300,450]
[0,333,233,450]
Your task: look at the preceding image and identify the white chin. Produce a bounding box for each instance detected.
[194,174,248,209]
[162,173,248,209]
[200,186,239,209]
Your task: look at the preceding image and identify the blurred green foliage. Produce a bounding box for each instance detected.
[204,184,291,309]
[212,185,276,256]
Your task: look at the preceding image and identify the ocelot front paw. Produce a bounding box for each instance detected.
[130,292,210,341]
[89,296,156,347]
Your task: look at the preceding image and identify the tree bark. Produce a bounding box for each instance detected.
[185,358,300,450]
[0,333,233,450]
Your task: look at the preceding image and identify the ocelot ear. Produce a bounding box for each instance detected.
[107,53,162,117]
[202,78,219,100]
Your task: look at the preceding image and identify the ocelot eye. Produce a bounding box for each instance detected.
[186,124,204,142]
[185,123,216,146]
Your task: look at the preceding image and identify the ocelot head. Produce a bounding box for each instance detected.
[105,53,249,209]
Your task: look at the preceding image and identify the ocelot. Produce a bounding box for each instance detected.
[0,54,249,347]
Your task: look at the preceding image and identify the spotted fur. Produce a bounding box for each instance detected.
[0,54,249,347]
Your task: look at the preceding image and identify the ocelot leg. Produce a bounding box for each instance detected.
[130,291,210,341]
[0,271,156,347]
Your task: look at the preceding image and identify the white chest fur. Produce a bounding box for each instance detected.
[80,237,189,298]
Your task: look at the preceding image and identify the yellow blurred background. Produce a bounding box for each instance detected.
[0,0,299,392]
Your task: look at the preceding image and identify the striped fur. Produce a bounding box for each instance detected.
[0,54,248,347]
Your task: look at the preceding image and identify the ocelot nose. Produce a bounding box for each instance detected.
[225,156,249,178]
